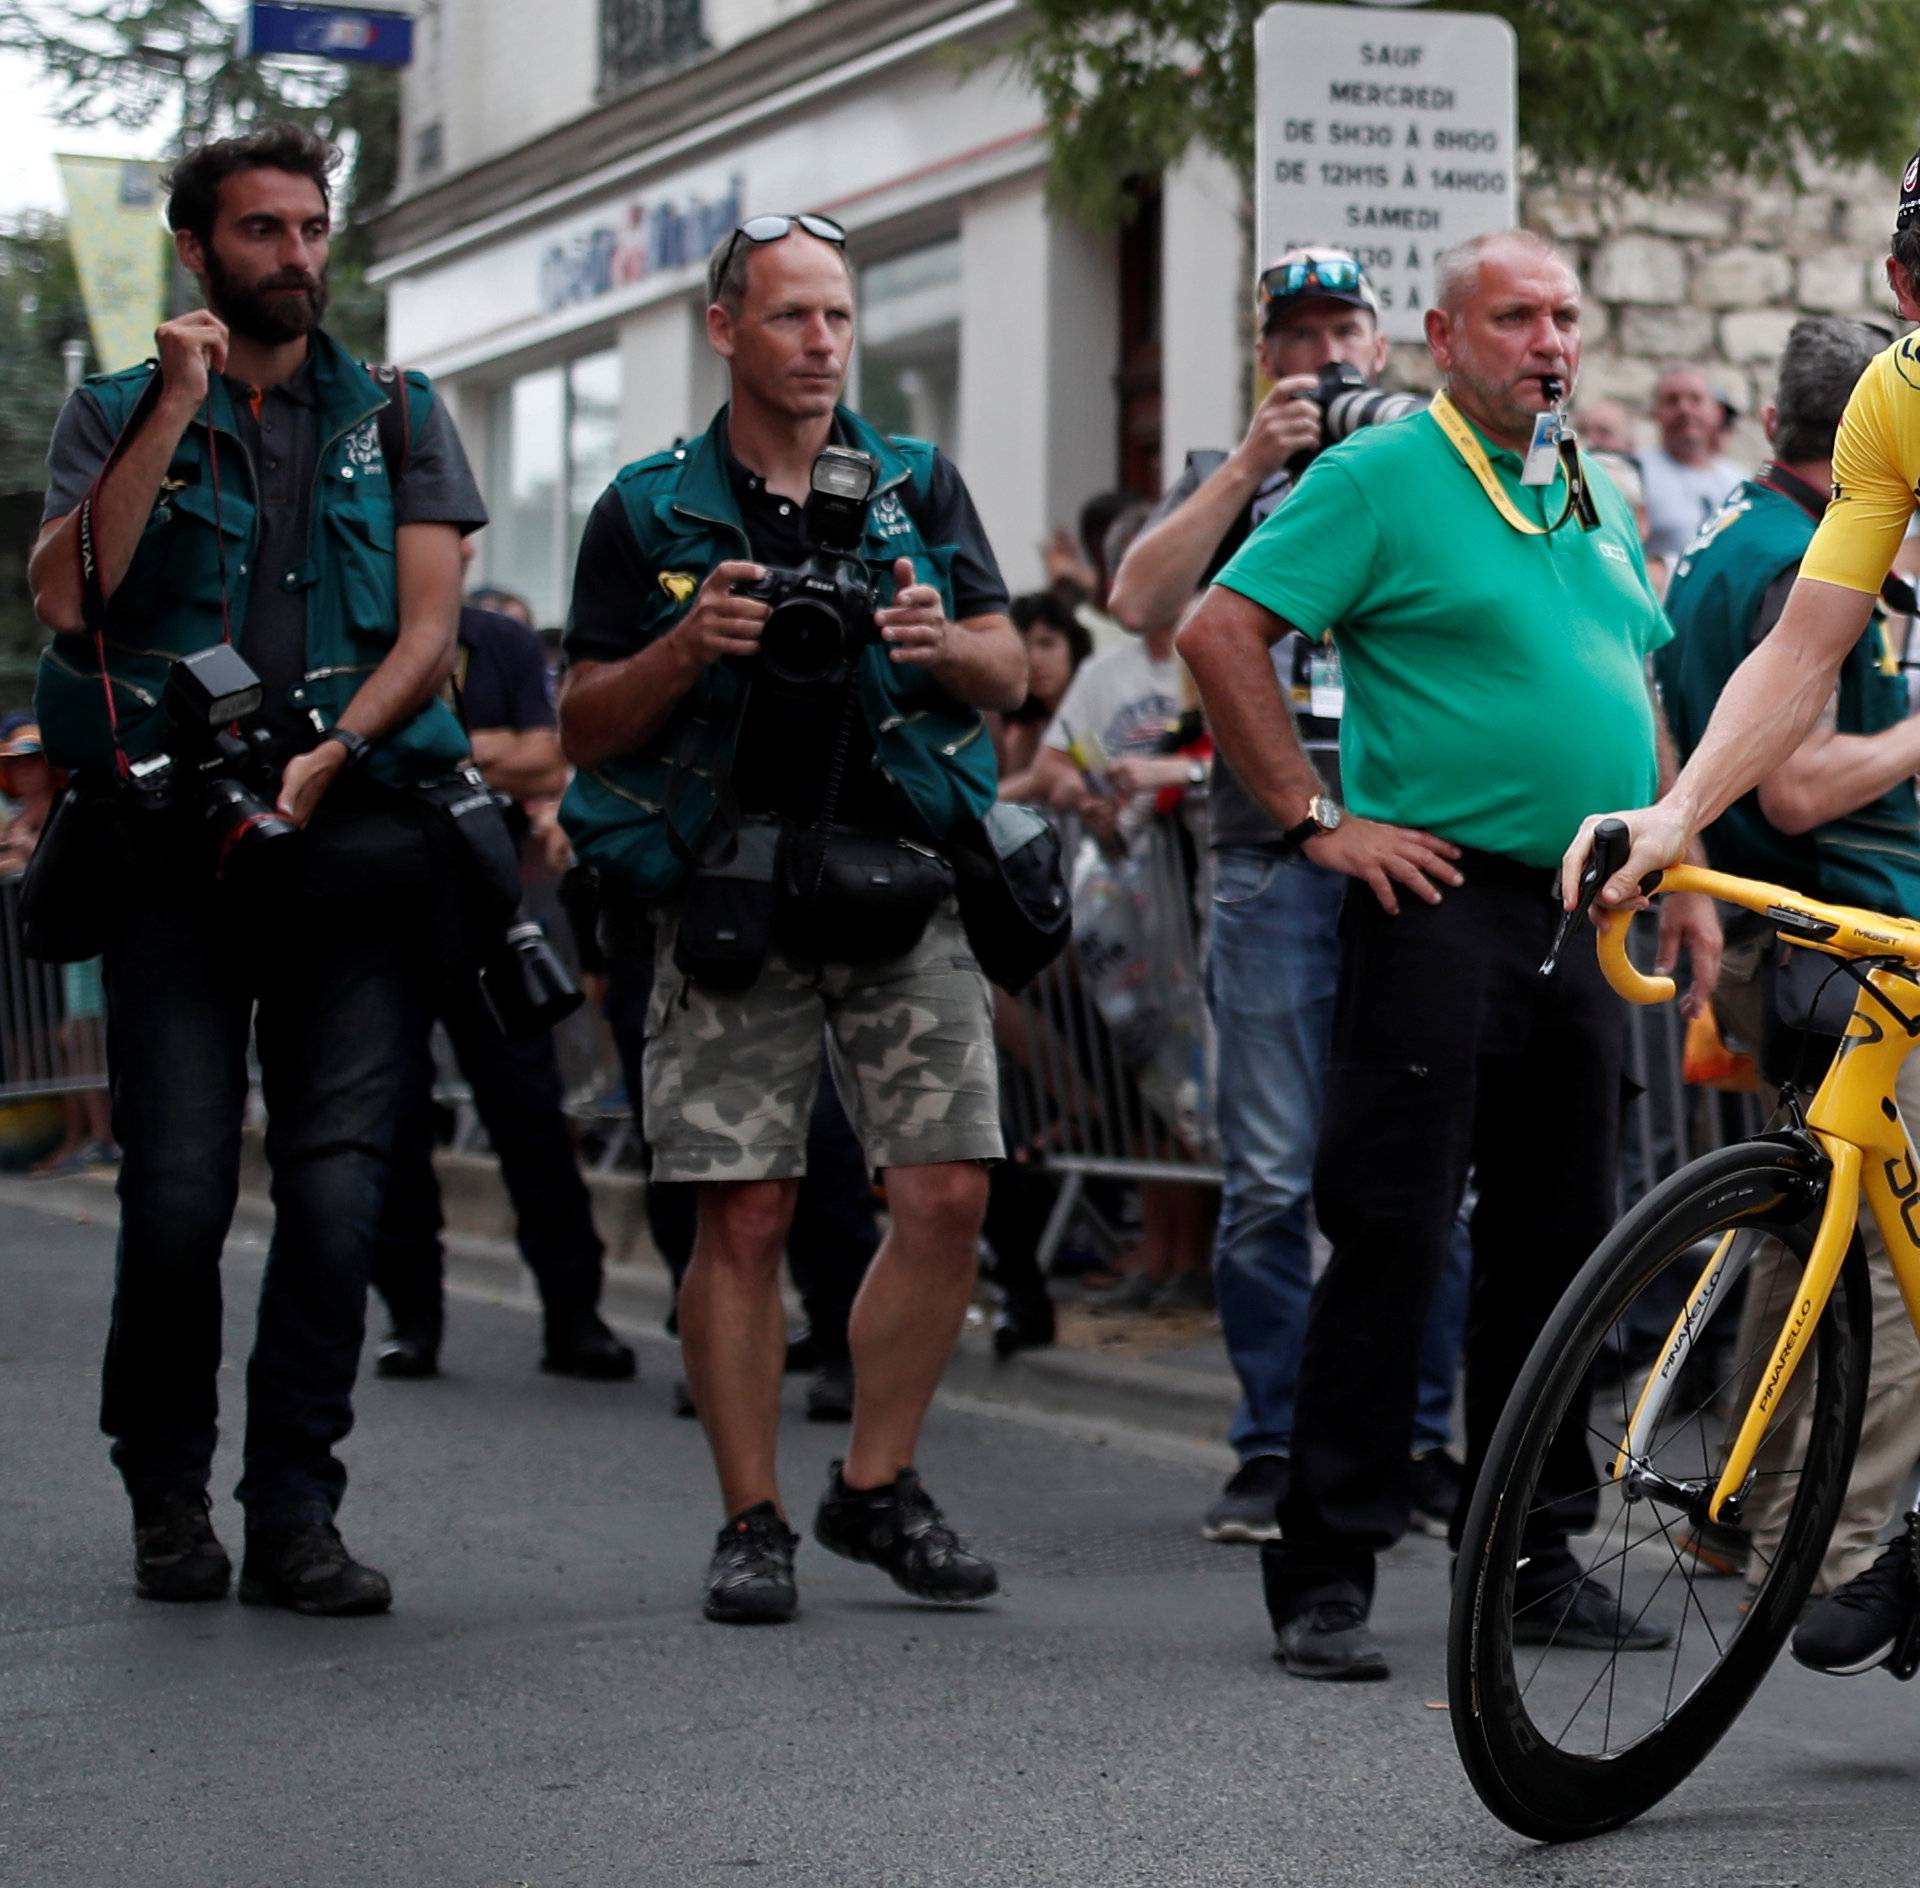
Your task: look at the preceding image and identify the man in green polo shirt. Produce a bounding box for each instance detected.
[1178,228,1720,1680]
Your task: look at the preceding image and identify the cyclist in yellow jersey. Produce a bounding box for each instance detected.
[1569,151,1920,1677]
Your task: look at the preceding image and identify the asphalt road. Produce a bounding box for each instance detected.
[6,1186,1920,1888]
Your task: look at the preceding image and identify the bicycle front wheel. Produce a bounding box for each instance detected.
[1448,1136,1870,1842]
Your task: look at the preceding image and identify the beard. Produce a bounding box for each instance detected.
[203,244,330,346]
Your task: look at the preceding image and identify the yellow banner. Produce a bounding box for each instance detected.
[54,156,167,376]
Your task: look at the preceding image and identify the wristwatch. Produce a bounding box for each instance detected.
[318,726,371,770]
[1281,793,1343,854]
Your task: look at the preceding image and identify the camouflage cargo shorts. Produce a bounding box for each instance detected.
[642,897,1004,1183]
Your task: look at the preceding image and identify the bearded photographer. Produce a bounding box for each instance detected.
[26,127,486,1616]
[1109,247,1473,1550]
[558,213,1025,1625]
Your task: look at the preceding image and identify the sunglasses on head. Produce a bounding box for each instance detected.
[718,212,848,285]
[1259,255,1364,310]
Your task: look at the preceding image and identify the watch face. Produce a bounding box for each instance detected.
[1313,795,1344,833]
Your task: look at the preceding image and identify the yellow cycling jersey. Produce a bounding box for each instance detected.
[1801,334,1920,595]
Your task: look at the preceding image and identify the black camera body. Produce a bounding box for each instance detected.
[733,445,882,687]
[124,644,297,874]
[1287,362,1427,475]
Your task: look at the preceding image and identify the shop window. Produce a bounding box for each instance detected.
[602,0,709,91]
[485,350,623,625]
[856,238,960,450]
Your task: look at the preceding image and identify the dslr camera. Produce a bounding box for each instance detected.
[1287,362,1427,474]
[733,445,880,686]
[122,644,297,875]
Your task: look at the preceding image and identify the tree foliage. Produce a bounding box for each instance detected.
[1005,0,1920,226]
[0,0,399,354]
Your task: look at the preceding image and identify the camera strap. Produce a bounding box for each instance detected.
[1428,391,1597,536]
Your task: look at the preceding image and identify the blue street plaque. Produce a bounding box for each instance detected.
[241,4,414,67]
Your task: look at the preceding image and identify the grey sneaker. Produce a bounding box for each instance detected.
[1274,1600,1390,1681]
[1202,1454,1289,1544]
[1512,1573,1672,1651]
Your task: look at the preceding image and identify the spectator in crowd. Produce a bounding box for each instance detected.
[0,718,52,875]
[1641,364,1746,561]
[994,591,1092,789]
[26,125,487,1614]
[1180,228,1721,1680]
[1109,246,1473,1545]
[1655,313,1920,1668]
[466,582,534,627]
[558,211,1022,1625]
[368,595,635,1383]
[1573,397,1636,454]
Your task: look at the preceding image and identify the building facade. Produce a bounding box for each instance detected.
[370,0,1244,623]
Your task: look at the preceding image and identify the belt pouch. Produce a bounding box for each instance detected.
[775,824,953,966]
[674,816,781,990]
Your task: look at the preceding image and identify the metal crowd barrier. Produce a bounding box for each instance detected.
[0,873,108,1101]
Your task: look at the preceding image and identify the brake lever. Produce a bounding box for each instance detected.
[1539,817,1635,978]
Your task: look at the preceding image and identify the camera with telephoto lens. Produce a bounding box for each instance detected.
[479,907,584,1039]
[1287,361,1428,475]
[121,644,298,875]
[732,445,881,686]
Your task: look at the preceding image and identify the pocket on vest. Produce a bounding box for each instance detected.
[327,504,398,634]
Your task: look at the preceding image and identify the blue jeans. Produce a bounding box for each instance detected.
[1207,847,1470,1463]
[98,803,436,1526]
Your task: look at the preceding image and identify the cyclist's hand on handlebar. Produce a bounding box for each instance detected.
[1656,889,1722,1021]
[1559,804,1691,914]
[1302,816,1463,915]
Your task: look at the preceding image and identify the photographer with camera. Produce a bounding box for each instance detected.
[26,128,487,1616]
[1107,248,1472,1550]
[558,212,1025,1625]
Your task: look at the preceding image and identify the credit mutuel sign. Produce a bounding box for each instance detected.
[1255,3,1518,342]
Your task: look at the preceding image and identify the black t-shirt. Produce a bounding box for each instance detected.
[456,604,555,733]
[565,424,1008,834]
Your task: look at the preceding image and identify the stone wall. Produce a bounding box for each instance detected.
[1384,162,1901,466]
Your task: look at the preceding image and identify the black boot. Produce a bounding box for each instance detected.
[238,1520,392,1616]
[542,1309,636,1380]
[130,1482,231,1602]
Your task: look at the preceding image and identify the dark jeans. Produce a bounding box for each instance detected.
[602,914,877,1354]
[99,805,436,1526]
[372,977,605,1342]
[1262,854,1623,1621]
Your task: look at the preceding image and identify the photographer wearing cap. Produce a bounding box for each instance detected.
[25,126,486,1616]
[1110,246,1472,1552]
[558,212,1025,1626]
[1180,229,1720,1681]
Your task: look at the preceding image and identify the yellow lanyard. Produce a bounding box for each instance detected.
[1428,389,1582,536]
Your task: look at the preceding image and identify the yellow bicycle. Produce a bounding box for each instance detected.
[1449,820,1920,1840]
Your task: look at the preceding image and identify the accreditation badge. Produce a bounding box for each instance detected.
[1521,410,1566,486]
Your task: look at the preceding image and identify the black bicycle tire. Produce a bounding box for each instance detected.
[1448,1136,1871,1842]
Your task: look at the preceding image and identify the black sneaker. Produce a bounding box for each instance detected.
[542,1310,637,1381]
[375,1330,439,1379]
[1792,1518,1920,1677]
[813,1464,998,1604]
[804,1358,855,1423]
[1513,1573,1672,1651]
[238,1521,393,1616]
[1409,1448,1464,1539]
[130,1483,231,1602]
[703,1501,800,1624]
[1202,1454,1289,1544]
[1273,1600,1390,1681]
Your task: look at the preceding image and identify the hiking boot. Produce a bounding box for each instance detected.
[1513,1573,1672,1651]
[703,1501,799,1624]
[541,1310,636,1381]
[1408,1448,1464,1539]
[130,1484,231,1602]
[1202,1454,1289,1544]
[1273,1600,1390,1681]
[374,1330,439,1379]
[1792,1517,1920,1677]
[804,1358,855,1423]
[238,1521,393,1617]
[813,1464,998,1604]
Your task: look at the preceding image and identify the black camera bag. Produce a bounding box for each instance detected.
[17,780,120,963]
[951,802,1070,992]
[674,815,782,990]
[775,823,954,966]
[414,765,523,938]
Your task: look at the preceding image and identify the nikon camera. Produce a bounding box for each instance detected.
[732,445,881,686]
[1287,362,1428,475]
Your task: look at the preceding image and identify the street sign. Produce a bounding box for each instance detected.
[239,4,414,68]
[1255,2,1516,342]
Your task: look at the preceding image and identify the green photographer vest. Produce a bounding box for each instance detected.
[559,405,998,898]
[33,329,470,788]
[1657,474,1920,918]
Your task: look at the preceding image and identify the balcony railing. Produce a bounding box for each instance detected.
[601,0,709,92]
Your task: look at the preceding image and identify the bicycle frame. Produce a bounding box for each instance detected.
[1595,864,1920,1523]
